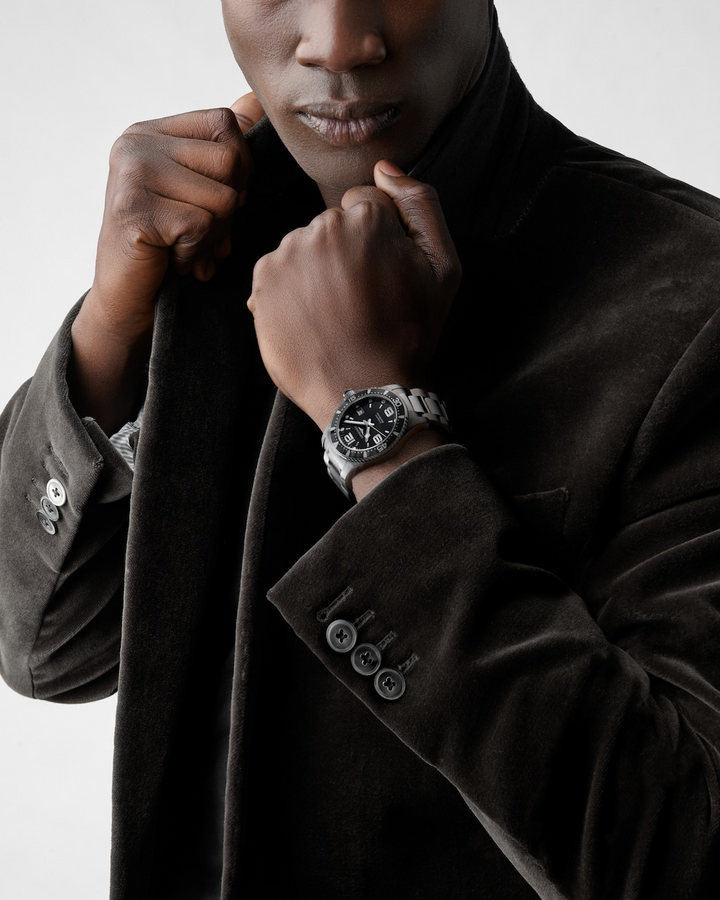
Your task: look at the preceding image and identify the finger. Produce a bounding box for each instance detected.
[192,257,216,282]
[340,184,398,217]
[125,107,244,146]
[133,152,241,209]
[129,194,228,276]
[121,107,254,191]
[230,92,265,133]
[373,160,457,278]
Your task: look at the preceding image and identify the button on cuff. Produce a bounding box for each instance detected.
[351,643,382,676]
[326,619,358,653]
[40,496,60,522]
[37,510,57,535]
[46,478,67,507]
[374,667,405,700]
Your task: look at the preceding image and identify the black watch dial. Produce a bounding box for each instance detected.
[337,394,400,454]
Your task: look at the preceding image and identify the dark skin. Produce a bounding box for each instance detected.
[70,0,493,499]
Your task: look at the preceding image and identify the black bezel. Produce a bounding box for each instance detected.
[330,388,408,462]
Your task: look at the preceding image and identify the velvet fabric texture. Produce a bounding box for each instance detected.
[3,17,720,899]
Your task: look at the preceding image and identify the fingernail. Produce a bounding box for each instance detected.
[377,159,405,177]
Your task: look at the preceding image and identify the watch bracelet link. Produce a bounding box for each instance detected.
[393,385,450,431]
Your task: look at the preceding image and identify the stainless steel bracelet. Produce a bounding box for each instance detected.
[389,385,450,431]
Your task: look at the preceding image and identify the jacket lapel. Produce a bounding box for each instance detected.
[110,268,259,898]
[219,389,288,898]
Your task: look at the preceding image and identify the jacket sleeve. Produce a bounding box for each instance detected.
[266,316,720,898]
[0,301,133,702]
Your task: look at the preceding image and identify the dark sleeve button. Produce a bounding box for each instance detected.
[351,643,382,676]
[46,479,67,507]
[37,510,57,535]
[374,668,406,700]
[40,496,60,522]
[326,619,357,653]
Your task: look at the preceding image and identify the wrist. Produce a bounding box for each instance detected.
[69,294,152,435]
[79,287,155,349]
[351,426,449,501]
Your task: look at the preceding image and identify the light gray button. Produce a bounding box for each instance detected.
[374,668,406,701]
[46,479,67,507]
[40,496,60,522]
[326,619,357,653]
[351,643,382,676]
[37,510,57,535]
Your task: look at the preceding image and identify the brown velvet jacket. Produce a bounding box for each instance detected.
[3,21,720,900]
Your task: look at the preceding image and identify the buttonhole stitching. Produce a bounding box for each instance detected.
[376,631,397,653]
[353,610,375,631]
[399,654,419,675]
[316,586,354,623]
[48,447,70,480]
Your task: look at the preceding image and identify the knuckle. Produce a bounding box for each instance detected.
[314,207,344,234]
[276,221,313,251]
[107,184,142,222]
[207,181,238,221]
[342,186,369,206]
[109,133,162,185]
[353,198,379,219]
[213,183,239,218]
[183,206,214,240]
[110,131,142,164]
[119,119,152,138]
[252,252,273,281]
[214,140,243,181]
[208,106,239,141]
[107,176,158,231]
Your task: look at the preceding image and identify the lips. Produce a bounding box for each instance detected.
[297,102,400,146]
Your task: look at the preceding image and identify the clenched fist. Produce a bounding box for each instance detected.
[90,94,263,340]
[248,160,462,433]
[69,93,264,434]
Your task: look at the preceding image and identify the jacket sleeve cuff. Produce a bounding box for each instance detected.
[0,299,132,698]
[266,443,511,741]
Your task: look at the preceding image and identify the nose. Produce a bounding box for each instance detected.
[295,1,386,73]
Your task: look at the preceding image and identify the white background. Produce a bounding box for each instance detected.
[1,2,719,897]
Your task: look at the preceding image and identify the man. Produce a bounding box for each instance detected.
[2,1,720,898]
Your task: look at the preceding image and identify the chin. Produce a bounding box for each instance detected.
[292,145,382,195]
[273,113,414,195]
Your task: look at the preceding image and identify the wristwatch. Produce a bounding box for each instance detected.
[321,384,450,499]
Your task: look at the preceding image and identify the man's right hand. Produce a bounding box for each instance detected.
[69,93,264,435]
[88,94,263,342]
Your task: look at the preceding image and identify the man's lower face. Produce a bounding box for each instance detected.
[221,0,492,194]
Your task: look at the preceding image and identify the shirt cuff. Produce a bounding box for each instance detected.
[108,406,144,473]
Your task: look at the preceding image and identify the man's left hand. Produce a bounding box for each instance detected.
[247,160,462,432]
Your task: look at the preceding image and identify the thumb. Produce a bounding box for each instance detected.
[230,91,265,133]
[373,160,458,280]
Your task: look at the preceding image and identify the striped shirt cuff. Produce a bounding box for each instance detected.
[108,406,143,472]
